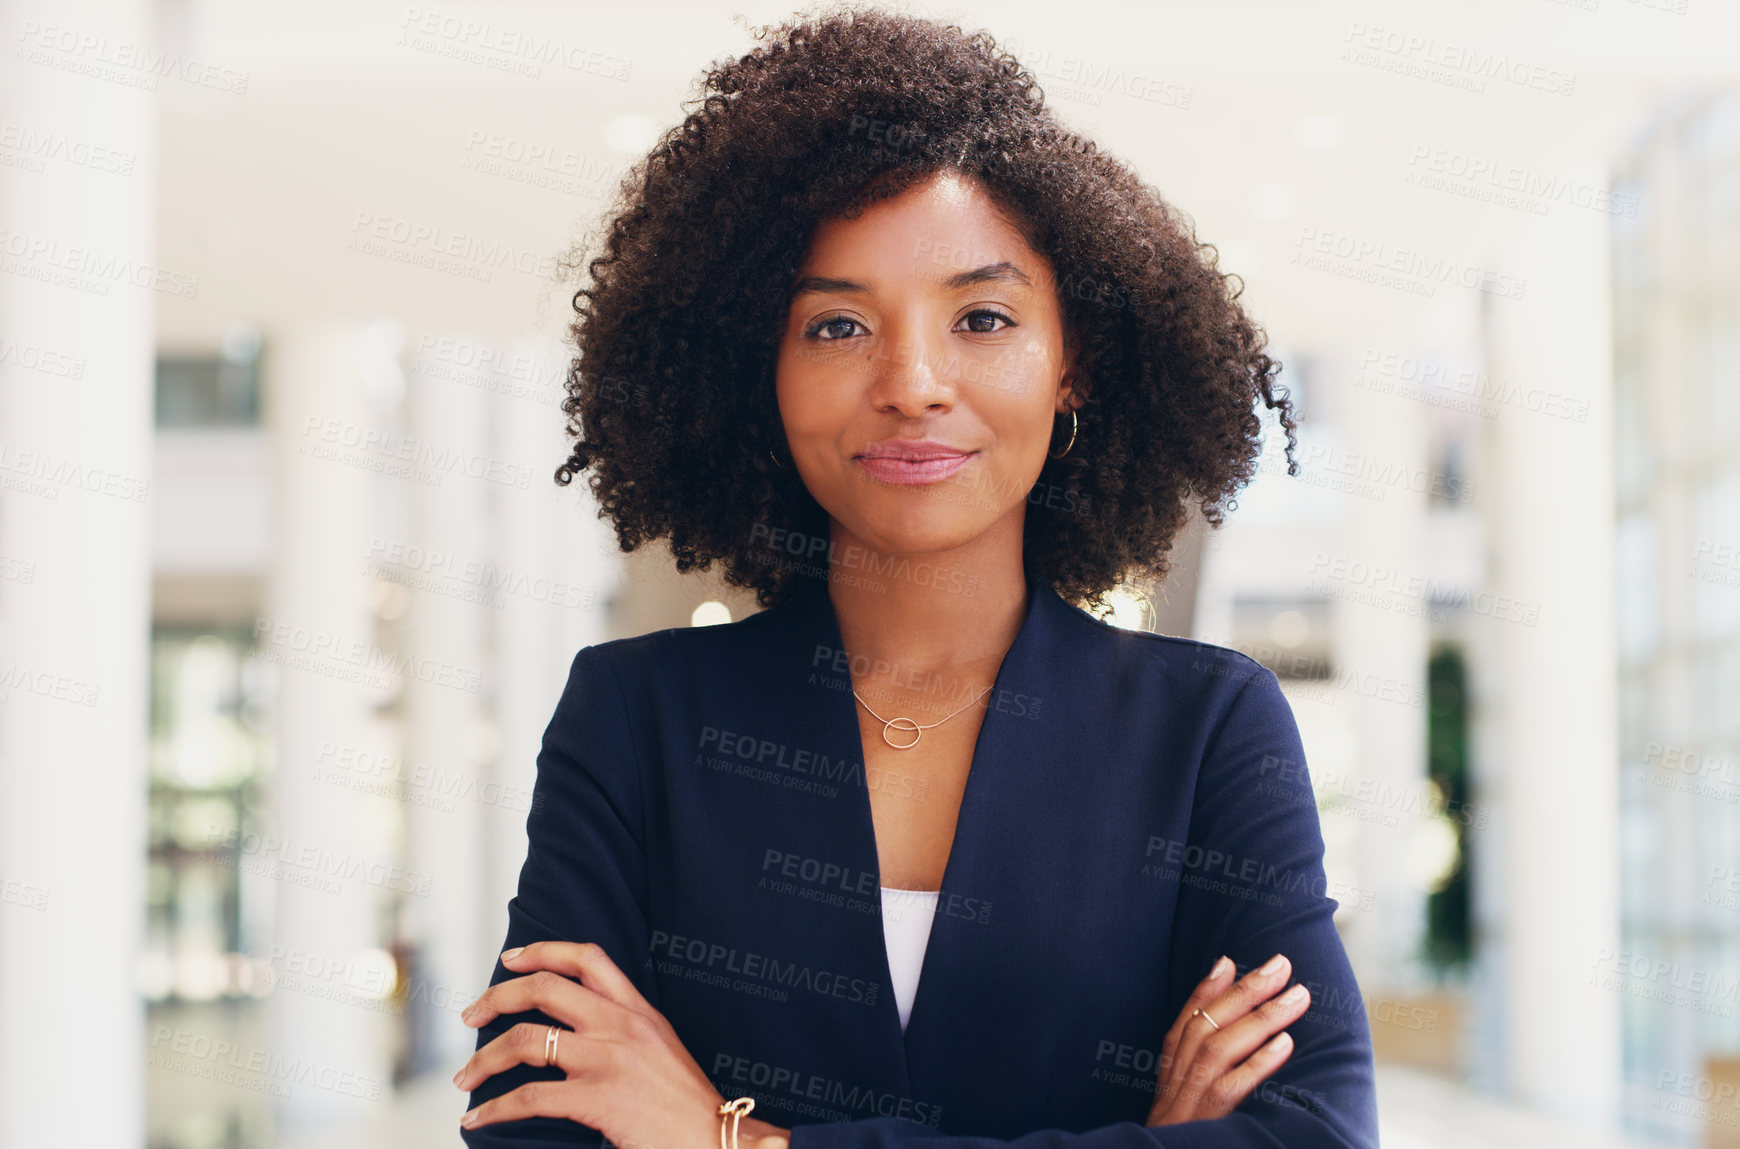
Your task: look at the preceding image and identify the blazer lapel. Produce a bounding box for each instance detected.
[768,573,1072,1110]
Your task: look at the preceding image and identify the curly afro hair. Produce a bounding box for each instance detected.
[555,3,1298,612]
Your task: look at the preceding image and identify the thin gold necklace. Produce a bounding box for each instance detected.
[852,682,994,750]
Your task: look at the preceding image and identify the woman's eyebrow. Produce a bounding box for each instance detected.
[789,274,866,300]
[940,261,1032,290]
[789,261,1033,301]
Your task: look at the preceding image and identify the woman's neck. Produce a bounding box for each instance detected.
[822,516,1030,678]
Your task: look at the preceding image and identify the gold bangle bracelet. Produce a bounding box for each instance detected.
[718,1096,756,1149]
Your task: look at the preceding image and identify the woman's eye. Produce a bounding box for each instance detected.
[959,309,1015,335]
[806,316,862,341]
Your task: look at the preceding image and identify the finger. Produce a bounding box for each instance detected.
[1161,954,1292,1114]
[502,941,651,1015]
[1205,1031,1295,1117]
[462,969,600,1032]
[1167,1031,1296,1123]
[453,1022,573,1093]
[1156,955,1235,1100]
[1172,981,1311,1118]
[461,1079,582,1132]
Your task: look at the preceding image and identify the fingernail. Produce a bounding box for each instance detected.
[1210,955,1232,979]
[501,947,524,962]
[460,1109,478,1127]
[1282,984,1308,1005]
[1268,1032,1293,1051]
[452,1069,467,1089]
[1260,953,1286,975]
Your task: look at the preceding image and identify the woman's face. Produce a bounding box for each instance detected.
[775,168,1078,564]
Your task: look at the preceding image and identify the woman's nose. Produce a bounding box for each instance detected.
[867,323,957,414]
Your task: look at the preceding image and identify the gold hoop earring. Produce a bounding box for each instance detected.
[1047,409,1078,459]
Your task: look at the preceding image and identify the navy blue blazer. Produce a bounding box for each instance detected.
[462,574,1379,1148]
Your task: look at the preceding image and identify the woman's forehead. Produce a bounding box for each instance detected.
[795,171,1044,285]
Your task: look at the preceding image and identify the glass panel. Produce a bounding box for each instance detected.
[154,326,263,427]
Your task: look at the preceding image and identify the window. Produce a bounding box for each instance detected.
[155,326,263,427]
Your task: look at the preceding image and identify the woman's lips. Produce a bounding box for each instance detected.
[855,452,975,485]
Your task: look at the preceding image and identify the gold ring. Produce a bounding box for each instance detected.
[719,1097,756,1149]
[544,1025,560,1067]
[1192,1007,1221,1031]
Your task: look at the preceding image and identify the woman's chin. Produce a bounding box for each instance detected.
[844,520,986,564]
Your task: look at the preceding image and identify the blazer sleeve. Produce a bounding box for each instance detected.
[462,643,653,1148]
[786,664,1380,1149]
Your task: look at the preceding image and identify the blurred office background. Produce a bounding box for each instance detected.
[1,0,1737,1145]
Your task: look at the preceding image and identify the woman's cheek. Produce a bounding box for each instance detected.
[999,339,1059,402]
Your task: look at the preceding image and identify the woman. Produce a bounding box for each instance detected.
[453,7,1378,1148]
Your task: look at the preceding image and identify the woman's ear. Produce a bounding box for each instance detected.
[1058,333,1086,413]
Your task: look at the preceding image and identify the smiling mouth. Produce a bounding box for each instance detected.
[854,451,976,486]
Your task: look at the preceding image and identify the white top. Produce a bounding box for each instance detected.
[880,886,941,1032]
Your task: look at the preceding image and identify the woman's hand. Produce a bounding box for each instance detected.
[453,941,792,1149]
[1146,952,1311,1126]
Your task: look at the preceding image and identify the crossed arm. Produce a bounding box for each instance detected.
[454,939,1314,1145]
[457,649,1377,1148]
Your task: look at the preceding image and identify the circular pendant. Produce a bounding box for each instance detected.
[881,717,922,750]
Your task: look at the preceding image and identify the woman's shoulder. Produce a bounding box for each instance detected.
[1050,593,1275,691]
[562,598,790,682]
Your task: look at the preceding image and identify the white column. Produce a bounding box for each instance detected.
[1481,163,1620,1119]
[0,0,154,1144]
[264,326,396,1131]
[400,336,492,1073]
[1335,348,1430,988]
[486,337,620,932]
